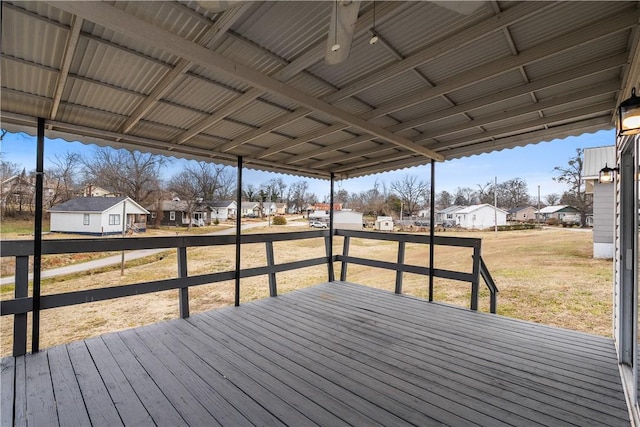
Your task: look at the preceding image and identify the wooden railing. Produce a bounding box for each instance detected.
[1,230,497,356]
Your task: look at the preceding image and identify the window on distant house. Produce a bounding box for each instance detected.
[83,214,90,225]
[109,214,120,225]
[170,211,175,221]
[151,212,156,219]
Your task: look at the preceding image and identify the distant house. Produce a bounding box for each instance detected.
[537,205,580,222]
[147,200,212,227]
[240,202,260,217]
[436,205,464,226]
[507,206,537,222]
[206,200,237,221]
[375,216,394,231]
[263,202,277,216]
[49,197,148,235]
[417,209,430,218]
[312,203,342,213]
[584,145,616,258]
[455,204,508,229]
[83,184,119,198]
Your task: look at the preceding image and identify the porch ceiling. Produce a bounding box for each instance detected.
[1,1,639,179]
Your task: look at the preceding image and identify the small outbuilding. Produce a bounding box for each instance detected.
[375,216,394,231]
[50,197,148,235]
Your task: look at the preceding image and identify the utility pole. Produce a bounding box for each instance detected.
[494,176,498,235]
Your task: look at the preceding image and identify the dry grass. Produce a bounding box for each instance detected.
[0,226,613,356]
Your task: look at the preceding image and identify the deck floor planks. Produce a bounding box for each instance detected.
[46,346,92,427]
[163,319,351,427]
[208,307,510,425]
[115,328,223,427]
[237,291,612,426]
[268,286,629,425]
[24,352,58,427]
[99,333,189,427]
[314,282,624,385]
[290,283,629,415]
[131,324,273,427]
[0,357,15,427]
[167,318,384,427]
[84,336,154,426]
[1,281,632,426]
[186,311,429,427]
[66,341,124,427]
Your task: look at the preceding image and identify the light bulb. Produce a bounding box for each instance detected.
[331,43,341,51]
[369,35,378,45]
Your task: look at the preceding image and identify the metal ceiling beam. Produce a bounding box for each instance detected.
[48,2,444,161]
[323,1,553,104]
[225,1,549,160]
[282,54,624,165]
[50,15,82,121]
[121,2,253,136]
[363,11,639,120]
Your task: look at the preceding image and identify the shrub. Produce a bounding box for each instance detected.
[272,216,287,225]
[214,218,220,225]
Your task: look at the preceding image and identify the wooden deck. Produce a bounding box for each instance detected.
[0,282,631,426]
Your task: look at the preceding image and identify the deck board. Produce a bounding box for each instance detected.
[1,281,631,426]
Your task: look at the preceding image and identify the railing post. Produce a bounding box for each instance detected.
[470,240,481,311]
[13,256,29,356]
[340,236,350,281]
[265,241,277,296]
[177,246,189,318]
[395,241,405,294]
[324,234,334,281]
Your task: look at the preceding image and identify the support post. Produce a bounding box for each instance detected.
[235,156,243,306]
[340,236,350,281]
[13,256,29,356]
[328,173,335,281]
[470,241,481,311]
[266,241,277,296]
[429,159,435,302]
[32,117,45,353]
[178,246,189,318]
[395,241,405,294]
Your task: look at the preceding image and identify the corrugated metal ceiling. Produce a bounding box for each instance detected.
[1,1,638,180]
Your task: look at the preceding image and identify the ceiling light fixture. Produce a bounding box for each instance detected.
[331,0,341,51]
[369,0,378,45]
[618,87,640,136]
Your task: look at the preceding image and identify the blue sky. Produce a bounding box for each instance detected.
[1,128,614,201]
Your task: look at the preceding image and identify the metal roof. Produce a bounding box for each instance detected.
[2,1,639,181]
[48,196,129,212]
[583,145,617,179]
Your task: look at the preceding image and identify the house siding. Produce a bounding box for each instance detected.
[593,182,615,244]
[51,212,103,234]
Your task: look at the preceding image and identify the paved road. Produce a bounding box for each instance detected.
[1,220,307,286]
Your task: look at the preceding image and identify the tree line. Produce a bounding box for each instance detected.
[1,143,591,221]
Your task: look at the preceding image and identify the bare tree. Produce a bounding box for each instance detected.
[82,148,167,205]
[287,180,309,213]
[47,151,81,208]
[390,174,429,217]
[436,190,453,208]
[184,162,234,201]
[476,181,495,205]
[243,183,258,201]
[496,178,529,209]
[545,193,560,206]
[167,170,201,229]
[553,148,592,226]
[453,187,477,206]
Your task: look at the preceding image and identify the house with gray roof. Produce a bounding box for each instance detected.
[146,199,213,227]
[49,197,148,235]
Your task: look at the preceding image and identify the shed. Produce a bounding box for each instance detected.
[49,197,148,235]
[584,145,616,258]
[375,216,394,231]
[455,204,508,229]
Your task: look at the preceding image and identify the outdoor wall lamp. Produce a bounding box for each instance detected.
[618,87,640,136]
[599,163,620,184]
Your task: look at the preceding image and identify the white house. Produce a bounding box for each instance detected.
[206,200,237,221]
[49,197,148,235]
[584,145,616,258]
[436,205,464,226]
[240,202,260,217]
[537,205,580,222]
[455,204,508,229]
[375,216,394,231]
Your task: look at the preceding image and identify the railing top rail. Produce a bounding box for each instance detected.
[335,229,481,248]
[0,229,329,257]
